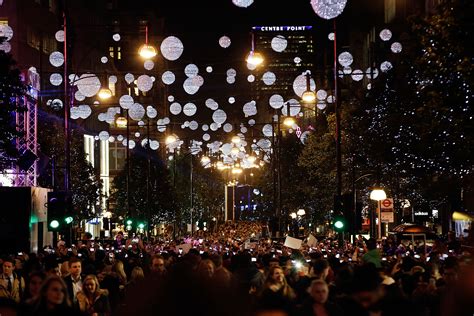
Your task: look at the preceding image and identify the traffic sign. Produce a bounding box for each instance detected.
[381,198,393,209]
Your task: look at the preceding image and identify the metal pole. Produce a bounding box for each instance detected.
[333,19,342,197]
[271,113,277,236]
[63,10,70,192]
[277,111,282,235]
[378,200,382,239]
[126,109,130,218]
[190,155,193,235]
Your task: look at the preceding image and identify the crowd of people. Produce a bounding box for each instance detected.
[0,221,473,315]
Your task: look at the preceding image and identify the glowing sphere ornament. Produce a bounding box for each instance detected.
[170,102,182,115]
[310,0,347,20]
[49,51,64,67]
[232,0,254,8]
[55,30,64,42]
[162,71,175,85]
[219,36,231,48]
[262,71,276,85]
[160,36,184,61]
[379,29,392,41]
[391,42,402,53]
[183,103,197,116]
[271,35,287,52]
[338,51,353,67]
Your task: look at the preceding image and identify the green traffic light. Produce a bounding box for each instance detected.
[65,216,73,224]
[138,223,145,229]
[50,220,60,229]
[334,220,344,229]
[126,219,133,225]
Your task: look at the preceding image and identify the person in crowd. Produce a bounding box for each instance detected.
[149,255,166,277]
[361,238,382,268]
[76,274,111,316]
[298,279,343,316]
[197,259,215,280]
[258,265,296,313]
[0,257,25,303]
[129,266,145,286]
[22,271,46,304]
[25,275,80,316]
[63,257,82,303]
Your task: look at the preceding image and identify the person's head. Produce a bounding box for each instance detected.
[2,258,15,277]
[150,255,166,273]
[267,265,285,285]
[198,259,215,278]
[83,232,93,240]
[309,279,329,304]
[312,259,329,279]
[68,257,82,278]
[45,262,61,277]
[38,275,70,309]
[27,271,46,299]
[350,265,382,310]
[130,266,145,283]
[60,261,69,277]
[82,275,100,296]
[366,238,377,251]
[116,232,124,241]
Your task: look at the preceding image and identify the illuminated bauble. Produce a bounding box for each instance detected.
[183,103,197,116]
[189,121,199,130]
[160,36,184,61]
[228,97,235,104]
[144,60,154,70]
[243,101,257,117]
[219,36,231,48]
[223,123,233,133]
[206,66,213,73]
[232,0,254,8]
[379,29,392,41]
[184,64,199,77]
[183,77,200,95]
[317,101,327,110]
[150,140,160,150]
[99,131,109,141]
[109,75,117,84]
[246,62,257,71]
[269,94,284,109]
[294,57,302,64]
[351,69,364,81]
[212,109,227,124]
[119,95,134,109]
[262,71,276,85]
[0,24,13,41]
[146,106,157,118]
[205,98,219,110]
[380,61,393,72]
[310,0,347,20]
[391,42,402,53]
[100,56,108,64]
[55,30,64,42]
[169,102,182,115]
[203,133,211,141]
[248,119,256,126]
[0,41,11,53]
[76,74,101,97]
[112,33,121,41]
[202,124,209,131]
[365,67,379,79]
[168,95,175,102]
[338,51,353,67]
[226,68,237,77]
[124,73,134,84]
[271,35,287,52]
[75,91,85,101]
[316,89,327,101]
[129,103,145,121]
[49,51,64,67]
[247,74,255,82]
[262,124,273,137]
[293,73,316,97]
[162,71,175,85]
[210,122,219,131]
[226,76,236,84]
[137,74,153,92]
[49,73,62,86]
[328,32,335,41]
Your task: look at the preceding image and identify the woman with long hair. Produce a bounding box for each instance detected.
[26,275,78,316]
[258,265,296,313]
[76,274,111,316]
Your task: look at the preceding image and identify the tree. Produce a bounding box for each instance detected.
[37,117,102,220]
[0,39,25,171]
[110,148,178,224]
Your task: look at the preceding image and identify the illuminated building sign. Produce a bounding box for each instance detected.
[414,211,430,216]
[252,26,313,32]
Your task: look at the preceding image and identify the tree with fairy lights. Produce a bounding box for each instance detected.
[0,39,26,171]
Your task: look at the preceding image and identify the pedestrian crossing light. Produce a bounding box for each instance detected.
[333,215,346,232]
[138,222,145,229]
[125,219,133,231]
[65,216,74,224]
[50,220,60,229]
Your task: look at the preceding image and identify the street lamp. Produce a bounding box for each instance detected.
[246,32,264,66]
[98,87,113,100]
[301,73,316,103]
[370,187,386,239]
[138,25,157,59]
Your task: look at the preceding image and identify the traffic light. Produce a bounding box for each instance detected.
[47,191,72,232]
[334,193,354,233]
[333,215,347,232]
[125,218,134,231]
